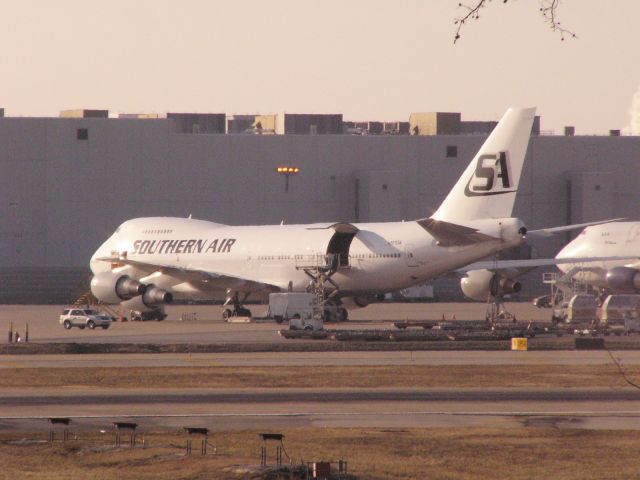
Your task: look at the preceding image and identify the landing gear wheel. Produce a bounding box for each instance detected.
[222,309,232,321]
[63,320,72,330]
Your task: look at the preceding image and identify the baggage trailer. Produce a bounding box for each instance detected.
[267,293,347,327]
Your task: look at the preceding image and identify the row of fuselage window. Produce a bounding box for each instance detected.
[142,229,174,234]
[256,253,402,261]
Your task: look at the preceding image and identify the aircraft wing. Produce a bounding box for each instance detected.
[95,257,279,292]
[416,218,496,247]
[527,218,626,238]
[457,256,640,276]
[306,222,359,234]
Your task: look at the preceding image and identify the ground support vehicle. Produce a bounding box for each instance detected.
[267,293,347,323]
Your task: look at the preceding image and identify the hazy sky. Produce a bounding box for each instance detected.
[1,1,638,134]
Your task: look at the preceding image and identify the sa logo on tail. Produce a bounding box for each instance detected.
[464,151,515,197]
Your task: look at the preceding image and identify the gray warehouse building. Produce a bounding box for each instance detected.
[0,110,638,303]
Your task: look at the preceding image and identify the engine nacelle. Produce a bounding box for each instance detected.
[340,296,372,309]
[461,269,522,302]
[606,266,640,293]
[120,284,173,312]
[141,284,173,306]
[90,271,146,304]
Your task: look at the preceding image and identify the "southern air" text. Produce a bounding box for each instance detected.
[131,238,236,255]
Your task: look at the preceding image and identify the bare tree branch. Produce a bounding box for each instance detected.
[454,0,576,44]
[453,0,489,44]
[539,0,577,41]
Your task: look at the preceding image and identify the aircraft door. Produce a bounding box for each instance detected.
[627,224,640,245]
[327,232,356,269]
[405,244,418,267]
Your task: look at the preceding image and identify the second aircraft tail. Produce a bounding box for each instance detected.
[431,107,536,222]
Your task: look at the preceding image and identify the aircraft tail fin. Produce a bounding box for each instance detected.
[431,107,536,222]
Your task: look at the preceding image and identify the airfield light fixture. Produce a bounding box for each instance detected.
[275,166,301,192]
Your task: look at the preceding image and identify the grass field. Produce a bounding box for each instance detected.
[3,363,640,478]
[1,364,638,389]
[2,427,640,479]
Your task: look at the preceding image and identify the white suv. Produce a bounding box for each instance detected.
[60,308,112,330]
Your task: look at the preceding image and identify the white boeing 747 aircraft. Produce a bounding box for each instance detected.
[555,221,640,294]
[90,107,536,318]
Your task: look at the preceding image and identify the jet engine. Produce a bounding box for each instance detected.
[606,266,640,293]
[120,284,173,312]
[90,271,146,304]
[461,269,522,302]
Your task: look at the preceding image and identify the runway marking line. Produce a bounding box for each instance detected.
[4,411,640,420]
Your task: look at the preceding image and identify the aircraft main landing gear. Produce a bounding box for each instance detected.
[222,291,252,320]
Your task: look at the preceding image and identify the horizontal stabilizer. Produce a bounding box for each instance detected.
[417,218,496,247]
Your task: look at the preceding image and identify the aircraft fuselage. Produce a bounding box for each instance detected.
[91,216,524,300]
[556,222,640,287]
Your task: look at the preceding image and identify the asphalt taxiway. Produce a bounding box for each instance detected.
[0,302,551,344]
[5,350,640,368]
[3,387,640,431]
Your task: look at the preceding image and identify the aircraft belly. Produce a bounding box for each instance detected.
[333,266,409,292]
[573,270,607,287]
[257,264,309,291]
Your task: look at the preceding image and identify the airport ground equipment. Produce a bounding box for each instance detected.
[268,293,316,323]
[393,320,438,330]
[599,294,640,333]
[222,290,253,320]
[303,460,348,479]
[71,289,125,320]
[288,311,324,331]
[129,307,167,321]
[184,427,212,456]
[268,292,346,324]
[47,418,71,443]
[511,337,528,351]
[280,318,561,341]
[59,308,112,330]
[552,294,598,324]
[575,337,606,349]
[542,271,591,309]
[113,422,138,448]
[259,433,290,467]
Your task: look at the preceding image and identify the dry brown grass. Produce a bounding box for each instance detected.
[2,427,640,479]
[0,364,637,389]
